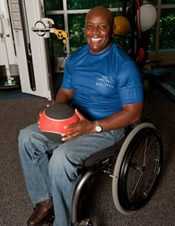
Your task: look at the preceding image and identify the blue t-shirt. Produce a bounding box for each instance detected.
[62,43,143,120]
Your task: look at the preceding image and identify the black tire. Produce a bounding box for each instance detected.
[112,122,163,214]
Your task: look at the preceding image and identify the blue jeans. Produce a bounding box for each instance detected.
[18,123,124,226]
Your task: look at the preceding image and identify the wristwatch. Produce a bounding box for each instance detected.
[95,122,103,133]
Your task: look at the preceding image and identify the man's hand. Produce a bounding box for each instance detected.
[61,109,94,141]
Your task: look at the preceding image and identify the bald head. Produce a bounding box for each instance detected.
[86,6,113,28]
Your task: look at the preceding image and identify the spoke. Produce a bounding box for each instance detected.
[130,171,144,197]
[143,137,152,168]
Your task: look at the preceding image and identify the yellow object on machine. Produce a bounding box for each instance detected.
[50,28,68,46]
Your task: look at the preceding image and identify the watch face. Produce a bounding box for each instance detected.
[96,125,103,133]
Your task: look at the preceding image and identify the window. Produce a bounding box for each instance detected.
[159,8,175,49]
[152,0,175,51]
[45,0,175,66]
[45,0,122,57]
[146,0,175,64]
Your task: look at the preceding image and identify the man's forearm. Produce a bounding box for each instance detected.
[96,103,143,131]
[55,88,74,103]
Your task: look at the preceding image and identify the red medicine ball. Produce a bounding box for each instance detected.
[38,103,79,142]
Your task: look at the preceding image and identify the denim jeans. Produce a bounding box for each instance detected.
[18,123,124,226]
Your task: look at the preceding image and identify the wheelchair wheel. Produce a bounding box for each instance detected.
[112,122,163,215]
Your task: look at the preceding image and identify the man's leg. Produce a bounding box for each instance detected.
[49,129,124,226]
[18,123,62,225]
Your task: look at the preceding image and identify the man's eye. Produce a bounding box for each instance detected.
[85,24,108,31]
[99,25,107,30]
[86,25,93,30]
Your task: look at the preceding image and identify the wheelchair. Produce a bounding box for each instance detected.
[71,121,163,226]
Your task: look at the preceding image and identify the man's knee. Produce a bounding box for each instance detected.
[18,127,30,144]
[18,124,45,159]
[48,148,79,183]
[18,126,33,154]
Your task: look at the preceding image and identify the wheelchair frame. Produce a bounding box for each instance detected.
[71,122,163,226]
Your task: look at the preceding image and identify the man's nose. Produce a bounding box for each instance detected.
[91,25,100,35]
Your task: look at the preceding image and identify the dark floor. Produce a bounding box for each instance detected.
[0,87,175,226]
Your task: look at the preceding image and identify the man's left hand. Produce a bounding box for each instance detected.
[61,109,94,141]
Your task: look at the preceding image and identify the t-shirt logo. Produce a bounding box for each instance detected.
[96,75,115,89]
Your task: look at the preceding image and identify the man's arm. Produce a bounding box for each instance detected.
[55,88,74,104]
[96,102,143,131]
[62,102,143,141]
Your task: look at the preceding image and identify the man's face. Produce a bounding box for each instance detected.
[85,10,112,53]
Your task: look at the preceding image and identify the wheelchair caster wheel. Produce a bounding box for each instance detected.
[78,218,93,226]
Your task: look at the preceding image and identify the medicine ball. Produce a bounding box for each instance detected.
[38,103,79,142]
[113,16,130,36]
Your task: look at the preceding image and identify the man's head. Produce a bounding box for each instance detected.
[85,6,113,53]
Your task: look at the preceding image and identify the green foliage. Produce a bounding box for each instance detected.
[44,0,63,11]
[67,0,121,9]
[159,11,175,49]
[68,14,87,52]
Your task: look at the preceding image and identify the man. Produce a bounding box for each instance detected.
[18,6,143,226]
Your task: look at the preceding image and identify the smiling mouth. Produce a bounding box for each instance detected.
[90,37,102,42]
